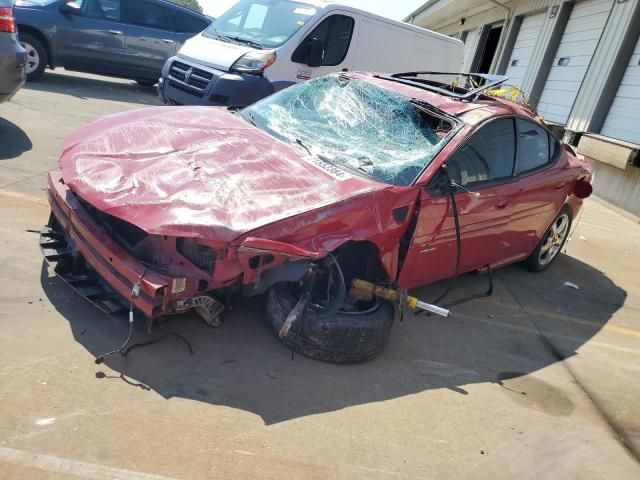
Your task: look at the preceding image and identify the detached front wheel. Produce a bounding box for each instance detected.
[266,282,395,364]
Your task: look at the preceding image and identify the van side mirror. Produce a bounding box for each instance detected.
[292,37,324,67]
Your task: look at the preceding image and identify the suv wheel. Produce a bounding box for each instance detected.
[20,33,47,81]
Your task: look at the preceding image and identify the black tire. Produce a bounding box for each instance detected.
[266,283,395,364]
[136,79,157,87]
[19,33,47,81]
[524,206,572,272]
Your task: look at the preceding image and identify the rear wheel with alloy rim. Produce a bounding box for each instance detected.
[525,206,572,272]
[19,33,47,81]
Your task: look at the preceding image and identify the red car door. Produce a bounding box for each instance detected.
[508,119,576,258]
[397,117,522,289]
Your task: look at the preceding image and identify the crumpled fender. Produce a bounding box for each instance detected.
[237,237,325,285]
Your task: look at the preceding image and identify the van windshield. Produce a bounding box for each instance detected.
[204,0,317,49]
[241,75,457,186]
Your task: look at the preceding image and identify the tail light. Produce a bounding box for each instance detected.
[0,7,17,34]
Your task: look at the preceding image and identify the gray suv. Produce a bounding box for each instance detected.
[15,0,211,84]
[0,0,26,103]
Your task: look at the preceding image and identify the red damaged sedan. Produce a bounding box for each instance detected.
[41,72,592,363]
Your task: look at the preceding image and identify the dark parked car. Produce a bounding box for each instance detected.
[14,0,211,83]
[0,0,26,102]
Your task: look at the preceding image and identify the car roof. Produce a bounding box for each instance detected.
[352,71,543,127]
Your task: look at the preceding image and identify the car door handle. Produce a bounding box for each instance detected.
[162,38,175,44]
[105,29,123,35]
[554,182,566,190]
[495,199,510,210]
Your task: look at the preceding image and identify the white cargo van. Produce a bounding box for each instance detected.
[158,0,463,106]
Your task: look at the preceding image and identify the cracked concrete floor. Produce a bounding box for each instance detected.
[1,70,640,479]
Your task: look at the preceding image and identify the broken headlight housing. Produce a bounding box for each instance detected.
[230,50,276,75]
[176,238,217,274]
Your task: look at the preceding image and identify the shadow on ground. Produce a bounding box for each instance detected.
[0,117,32,159]
[25,71,160,106]
[41,254,625,425]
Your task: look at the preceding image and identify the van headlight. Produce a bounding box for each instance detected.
[230,50,276,75]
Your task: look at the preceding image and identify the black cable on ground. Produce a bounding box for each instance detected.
[94,318,134,364]
[94,272,194,364]
[121,333,194,358]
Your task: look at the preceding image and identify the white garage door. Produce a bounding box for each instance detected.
[537,0,611,124]
[505,12,546,91]
[461,29,478,71]
[601,34,640,144]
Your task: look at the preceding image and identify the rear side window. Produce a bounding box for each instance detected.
[447,118,516,186]
[174,11,209,33]
[81,0,121,21]
[122,0,172,30]
[516,119,553,173]
[294,15,354,66]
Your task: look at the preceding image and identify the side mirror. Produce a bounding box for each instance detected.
[60,1,81,17]
[306,38,324,67]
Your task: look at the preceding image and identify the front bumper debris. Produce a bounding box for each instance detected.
[43,171,177,319]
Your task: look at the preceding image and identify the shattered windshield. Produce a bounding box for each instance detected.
[204,0,317,49]
[241,75,456,186]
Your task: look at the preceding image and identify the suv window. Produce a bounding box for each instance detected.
[516,118,555,173]
[447,118,516,186]
[122,0,172,30]
[81,0,120,22]
[174,11,209,33]
[293,15,354,66]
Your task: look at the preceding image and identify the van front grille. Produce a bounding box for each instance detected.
[168,60,214,97]
[169,80,203,98]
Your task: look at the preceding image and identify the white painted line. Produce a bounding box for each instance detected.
[0,447,180,480]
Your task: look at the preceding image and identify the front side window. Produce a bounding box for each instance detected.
[447,118,516,186]
[241,75,456,186]
[204,0,318,49]
[292,15,355,66]
[174,12,210,33]
[122,0,171,30]
[81,0,120,21]
[516,118,553,173]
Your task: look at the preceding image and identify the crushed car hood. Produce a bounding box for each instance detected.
[58,106,386,243]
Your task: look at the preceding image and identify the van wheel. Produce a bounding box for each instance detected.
[136,80,157,87]
[524,206,572,272]
[20,33,47,81]
[266,282,395,364]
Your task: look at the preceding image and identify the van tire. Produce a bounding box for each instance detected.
[266,283,395,364]
[20,33,47,81]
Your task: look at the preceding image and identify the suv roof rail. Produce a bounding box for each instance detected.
[377,72,509,101]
